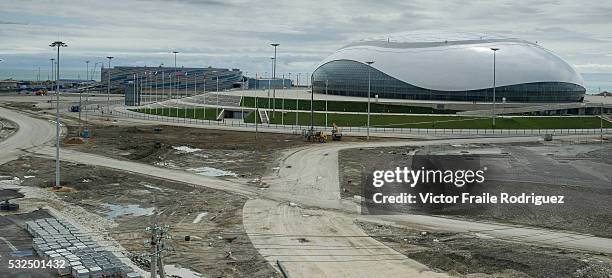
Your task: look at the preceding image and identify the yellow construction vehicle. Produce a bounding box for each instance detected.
[303,129,327,143]
[35,89,48,96]
[331,123,342,141]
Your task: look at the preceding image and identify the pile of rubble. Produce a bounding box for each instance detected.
[25,218,140,278]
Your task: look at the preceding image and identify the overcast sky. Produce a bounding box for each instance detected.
[1,0,612,77]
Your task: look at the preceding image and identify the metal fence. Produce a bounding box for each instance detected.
[113,108,611,137]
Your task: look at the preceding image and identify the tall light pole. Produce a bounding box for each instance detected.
[81,60,89,123]
[491,47,499,128]
[281,73,285,125]
[271,43,279,117]
[365,61,374,140]
[242,71,247,122]
[211,70,220,118]
[310,72,314,133]
[106,56,114,114]
[267,62,272,110]
[172,51,179,118]
[85,60,90,80]
[49,58,55,107]
[49,58,55,82]
[325,79,328,127]
[50,41,67,190]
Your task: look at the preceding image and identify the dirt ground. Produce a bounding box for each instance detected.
[63,124,372,183]
[358,221,612,278]
[340,141,612,238]
[0,156,279,277]
[0,118,18,141]
[65,124,299,180]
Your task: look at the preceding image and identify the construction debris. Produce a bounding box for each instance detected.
[26,217,140,278]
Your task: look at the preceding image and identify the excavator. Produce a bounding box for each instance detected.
[303,123,342,143]
[304,128,327,143]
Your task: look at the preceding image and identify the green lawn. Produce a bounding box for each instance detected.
[130,107,220,120]
[250,111,612,129]
[240,96,456,114]
[131,108,612,129]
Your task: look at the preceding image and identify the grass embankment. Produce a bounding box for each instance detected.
[246,111,612,129]
[240,96,456,114]
[130,107,220,120]
[131,108,612,129]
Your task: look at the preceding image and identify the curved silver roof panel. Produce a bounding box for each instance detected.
[317,31,584,92]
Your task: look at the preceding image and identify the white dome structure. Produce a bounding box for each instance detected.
[312,31,585,103]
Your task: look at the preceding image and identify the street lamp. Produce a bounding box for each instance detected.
[49,58,55,107]
[49,40,67,190]
[365,61,375,140]
[269,58,274,111]
[212,70,219,117]
[325,79,328,127]
[106,56,114,114]
[490,47,499,128]
[310,72,314,133]
[242,71,247,122]
[172,51,179,118]
[80,61,89,123]
[271,43,279,117]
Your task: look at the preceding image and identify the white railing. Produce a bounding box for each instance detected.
[113,108,612,137]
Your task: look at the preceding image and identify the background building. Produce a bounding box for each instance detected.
[101,66,243,93]
[313,31,586,103]
[246,78,293,90]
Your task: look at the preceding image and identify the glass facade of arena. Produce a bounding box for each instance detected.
[312,60,585,103]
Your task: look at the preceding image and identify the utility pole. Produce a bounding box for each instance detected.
[106,56,114,115]
[145,224,170,278]
[50,41,67,190]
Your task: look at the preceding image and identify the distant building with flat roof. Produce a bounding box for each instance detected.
[101,66,243,93]
[247,78,293,90]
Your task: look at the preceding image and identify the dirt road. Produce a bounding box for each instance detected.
[0,107,55,164]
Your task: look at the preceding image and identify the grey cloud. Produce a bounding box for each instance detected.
[1,0,612,74]
[0,20,28,25]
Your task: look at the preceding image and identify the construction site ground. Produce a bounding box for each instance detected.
[339,141,612,238]
[1,101,611,277]
[0,156,278,277]
[62,123,374,184]
[358,221,612,277]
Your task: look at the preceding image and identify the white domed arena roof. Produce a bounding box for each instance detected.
[316,31,584,91]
